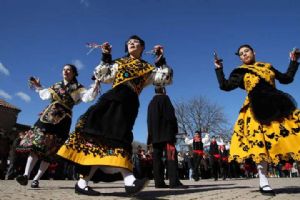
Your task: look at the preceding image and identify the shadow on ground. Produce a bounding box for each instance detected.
[275,186,300,194]
[101,185,251,200]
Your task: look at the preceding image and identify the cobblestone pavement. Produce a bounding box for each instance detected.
[1,178,300,200]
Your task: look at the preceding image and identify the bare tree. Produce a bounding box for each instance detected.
[174,96,231,139]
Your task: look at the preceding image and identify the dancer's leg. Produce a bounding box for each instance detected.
[75,166,101,196]
[77,166,98,189]
[24,153,39,177]
[33,161,49,181]
[257,161,272,191]
[99,166,136,186]
[16,153,39,185]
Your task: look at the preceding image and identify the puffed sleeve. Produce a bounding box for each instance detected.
[93,62,118,83]
[202,133,210,145]
[79,83,100,103]
[184,137,193,145]
[143,55,173,86]
[215,67,245,91]
[272,61,299,84]
[36,88,52,100]
[144,65,173,86]
[92,53,117,83]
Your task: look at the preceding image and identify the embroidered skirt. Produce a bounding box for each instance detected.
[16,113,71,162]
[57,131,133,171]
[57,85,139,171]
[229,106,300,164]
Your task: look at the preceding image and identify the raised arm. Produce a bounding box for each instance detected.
[215,67,245,91]
[93,42,118,83]
[29,77,52,100]
[184,135,193,145]
[79,80,100,103]
[202,133,210,144]
[145,45,173,86]
[272,49,300,84]
[214,54,245,91]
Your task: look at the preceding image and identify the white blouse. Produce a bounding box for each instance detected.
[36,82,99,103]
[93,61,173,87]
[184,133,211,146]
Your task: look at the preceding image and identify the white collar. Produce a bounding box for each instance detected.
[63,80,69,85]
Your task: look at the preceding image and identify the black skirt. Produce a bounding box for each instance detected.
[34,116,72,141]
[249,81,296,124]
[76,84,139,152]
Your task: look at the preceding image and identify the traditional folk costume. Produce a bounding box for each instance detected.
[219,146,229,180]
[147,92,183,188]
[184,133,210,181]
[57,54,172,195]
[209,140,221,180]
[216,60,300,194]
[216,61,300,164]
[16,79,98,187]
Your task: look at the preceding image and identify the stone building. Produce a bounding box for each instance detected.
[0,99,30,137]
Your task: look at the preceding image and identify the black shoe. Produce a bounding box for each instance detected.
[125,178,149,196]
[192,174,200,181]
[75,183,101,196]
[16,175,28,186]
[170,182,188,189]
[31,180,39,188]
[259,185,276,196]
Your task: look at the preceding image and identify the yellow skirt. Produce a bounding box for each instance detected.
[229,107,300,164]
[57,132,133,171]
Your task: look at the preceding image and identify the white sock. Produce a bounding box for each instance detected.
[119,168,136,186]
[24,153,39,177]
[77,178,88,189]
[77,166,98,190]
[98,166,135,186]
[257,161,272,191]
[33,161,49,181]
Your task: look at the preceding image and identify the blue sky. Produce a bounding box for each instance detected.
[1,0,300,143]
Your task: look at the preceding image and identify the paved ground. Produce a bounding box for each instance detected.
[1,178,300,200]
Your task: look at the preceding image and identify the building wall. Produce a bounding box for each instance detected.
[0,107,18,133]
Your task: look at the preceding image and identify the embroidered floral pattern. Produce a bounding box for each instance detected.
[40,102,70,124]
[229,62,300,164]
[16,127,65,161]
[230,102,300,164]
[113,57,155,94]
[49,81,84,109]
[64,131,132,162]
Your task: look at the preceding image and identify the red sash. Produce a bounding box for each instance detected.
[193,150,204,156]
[213,154,221,159]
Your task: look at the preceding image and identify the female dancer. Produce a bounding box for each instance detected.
[214,45,300,196]
[16,64,99,188]
[57,35,173,196]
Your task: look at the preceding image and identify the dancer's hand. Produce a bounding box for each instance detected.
[101,42,112,54]
[153,45,164,56]
[153,45,165,66]
[214,51,223,69]
[290,48,300,62]
[93,79,100,93]
[28,77,42,89]
[214,59,223,69]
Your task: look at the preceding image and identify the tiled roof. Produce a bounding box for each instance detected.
[0,99,21,111]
